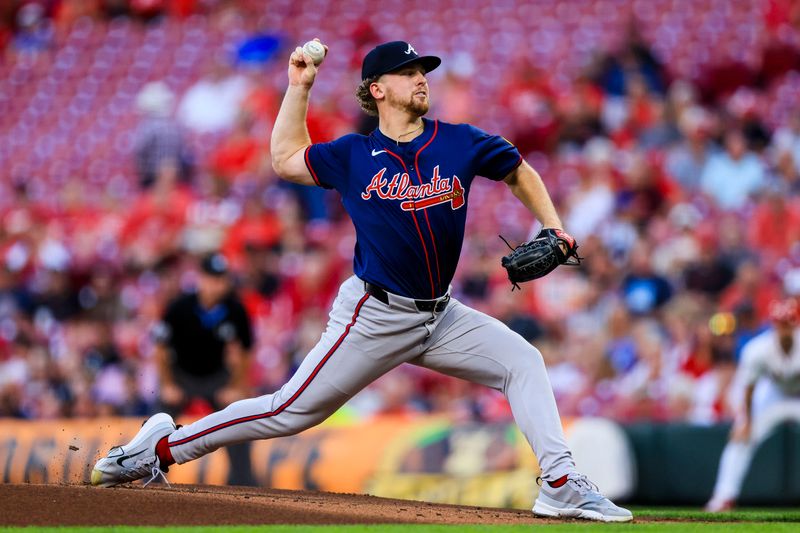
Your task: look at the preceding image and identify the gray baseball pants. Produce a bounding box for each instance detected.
[167,275,576,481]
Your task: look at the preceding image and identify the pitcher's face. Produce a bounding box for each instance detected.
[379,64,429,117]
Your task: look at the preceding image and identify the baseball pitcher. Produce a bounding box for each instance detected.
[92,40,631,522]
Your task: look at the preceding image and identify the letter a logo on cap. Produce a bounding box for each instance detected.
[404,43,416,55]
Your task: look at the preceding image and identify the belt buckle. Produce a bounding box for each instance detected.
[434,295,450,312]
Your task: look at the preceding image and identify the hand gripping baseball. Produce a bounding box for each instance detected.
[288,38,327,88]
[500,228,582,289]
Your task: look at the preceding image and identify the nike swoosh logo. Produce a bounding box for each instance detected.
[371,149,386,156]
[116,448,146,466]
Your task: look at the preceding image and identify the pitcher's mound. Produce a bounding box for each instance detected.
[1,484,546,526]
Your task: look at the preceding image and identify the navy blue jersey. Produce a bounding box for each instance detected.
[305,118,522,299]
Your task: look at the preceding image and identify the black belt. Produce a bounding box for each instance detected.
[365,282,450,313]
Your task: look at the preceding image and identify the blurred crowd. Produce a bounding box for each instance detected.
[1,0,800,425]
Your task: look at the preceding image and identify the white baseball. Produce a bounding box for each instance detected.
[302,40,326,66]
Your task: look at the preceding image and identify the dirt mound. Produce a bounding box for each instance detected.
[1,484,546,526]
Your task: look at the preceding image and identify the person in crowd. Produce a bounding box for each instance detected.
[133,81,194,189]
[700,130,766,211]
[178,57,249,134]
[153,252,256,486]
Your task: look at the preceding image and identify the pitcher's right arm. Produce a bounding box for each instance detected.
[270,41,326,185]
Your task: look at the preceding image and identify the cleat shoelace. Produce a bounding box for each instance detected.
[118,454,170,486]
[142,465,170,488]
[567,475,599,496]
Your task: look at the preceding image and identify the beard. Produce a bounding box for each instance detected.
[386,87,429,116]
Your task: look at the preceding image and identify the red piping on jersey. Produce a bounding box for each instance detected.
[168,292,371,448]
[383,149,436,298]
[510,154,523,174]
[303,146,322,187]
[412,120,442,292]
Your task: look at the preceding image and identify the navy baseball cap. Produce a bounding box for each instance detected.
[200,253,229,277]
[361,41,441,81]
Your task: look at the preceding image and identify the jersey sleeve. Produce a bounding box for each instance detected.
[469,125,523,181]
[304,135,353,190]
[737,337,766,388]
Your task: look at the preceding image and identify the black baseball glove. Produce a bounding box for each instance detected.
[500,228,581,289]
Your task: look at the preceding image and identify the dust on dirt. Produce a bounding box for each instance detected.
[2,483,549,526]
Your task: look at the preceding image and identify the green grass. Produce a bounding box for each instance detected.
[631,506,800,522]
[4,509,800,532]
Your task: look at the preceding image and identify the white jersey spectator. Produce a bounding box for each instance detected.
[665,107,717,191]
[177,60,249,134]
[133,82,193,188]
[564,139,616,241]
[700,130,765,211]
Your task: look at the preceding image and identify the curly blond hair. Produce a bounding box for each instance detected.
[355,76,379,116]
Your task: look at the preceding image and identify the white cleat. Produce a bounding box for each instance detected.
[533,473,634,522]
[705,498,735,513]
[91,413,176,488]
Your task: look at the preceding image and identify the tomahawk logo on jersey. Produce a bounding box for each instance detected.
[360,165,465,212]
[304,118,522,299]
